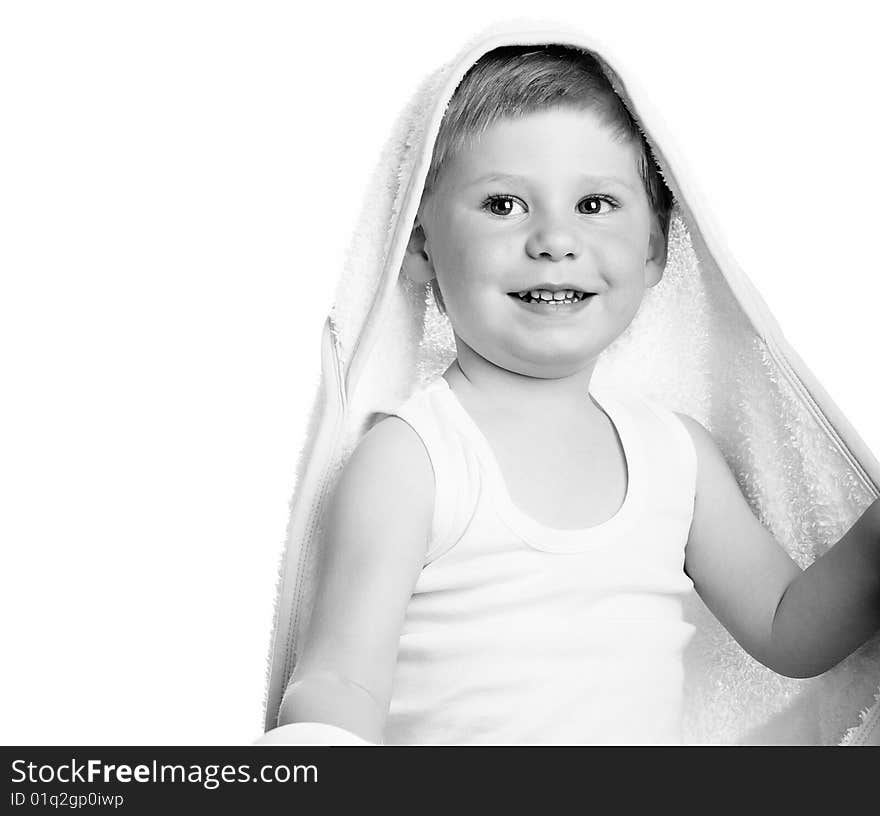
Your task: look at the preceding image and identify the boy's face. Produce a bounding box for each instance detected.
[410,106,666,380]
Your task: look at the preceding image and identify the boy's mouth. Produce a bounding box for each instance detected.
[508,288,594,305]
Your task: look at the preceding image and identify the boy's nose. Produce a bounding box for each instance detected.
[525,222,581,261]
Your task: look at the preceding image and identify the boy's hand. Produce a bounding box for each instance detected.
[253,722,379,746]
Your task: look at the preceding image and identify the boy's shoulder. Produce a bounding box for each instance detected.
[320,413,435,571]
[668,409,751,516]
[669,410,716,457]
[336,412,435,538]
[349,412,434,492]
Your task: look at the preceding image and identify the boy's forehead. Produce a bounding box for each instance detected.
[441,107,642,192]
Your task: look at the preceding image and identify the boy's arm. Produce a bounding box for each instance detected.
[270,416,434,743]
[677,413,880,678]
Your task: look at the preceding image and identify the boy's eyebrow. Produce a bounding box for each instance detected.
[465,172,639,192]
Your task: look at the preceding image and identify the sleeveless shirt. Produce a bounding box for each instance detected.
[382,376,697,745]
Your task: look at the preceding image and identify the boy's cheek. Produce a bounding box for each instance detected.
[436,252,493,290]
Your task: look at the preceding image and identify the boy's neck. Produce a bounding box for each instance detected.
[442,354,604,426]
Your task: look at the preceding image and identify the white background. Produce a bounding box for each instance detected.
[1,1,877,744]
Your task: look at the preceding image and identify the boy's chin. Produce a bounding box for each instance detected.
[452,329,603,378]
[511,362,598,380]
[487,352,600,380]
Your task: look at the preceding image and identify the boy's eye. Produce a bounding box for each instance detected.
[481,194,619,217]
[577,195,618,215]
[482,195,525,217]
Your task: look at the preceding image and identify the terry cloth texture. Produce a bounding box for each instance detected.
[383,376,697,745]
[262,17,880,745]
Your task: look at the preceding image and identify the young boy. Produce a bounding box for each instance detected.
[260,39,880,745]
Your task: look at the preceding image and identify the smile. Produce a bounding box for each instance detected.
[507,290,595,315]
[510,288,592,305]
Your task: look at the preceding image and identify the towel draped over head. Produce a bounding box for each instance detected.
[262,18,880,744]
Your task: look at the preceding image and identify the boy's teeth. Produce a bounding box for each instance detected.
[516,288,586,303]
[521,289,575,300]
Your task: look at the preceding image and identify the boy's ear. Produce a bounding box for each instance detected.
[400,219,436,284]
[644,215,668,289]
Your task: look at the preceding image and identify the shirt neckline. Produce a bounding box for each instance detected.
[429,375,643,553]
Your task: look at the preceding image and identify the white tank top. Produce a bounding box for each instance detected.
[382,376,697,745]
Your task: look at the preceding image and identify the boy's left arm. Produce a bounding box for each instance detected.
[676,413,880,679]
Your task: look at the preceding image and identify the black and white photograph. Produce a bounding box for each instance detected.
[3,0,879,760]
